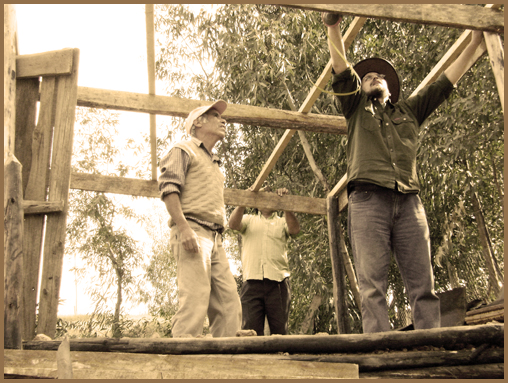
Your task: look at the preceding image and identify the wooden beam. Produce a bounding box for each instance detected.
[37,49,80,339]
[16,49,74,78]
[327,195,348,334]
[4,3,18,161]
[76,87,347,134]
[4,347,504,379]
[4,350,359,379]
[69,172,327,215]
[22,200,64,215]
[15,78,40,192]
[21,77,57,341]
[484,31,504,113]
[4,156,24,349]
[285,4,504,34]
[145,4,157,180]
[21,324,505,355]
[250,17,366,191]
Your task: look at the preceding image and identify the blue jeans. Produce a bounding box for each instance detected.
[169,221,241,337]
[348,188,440,333]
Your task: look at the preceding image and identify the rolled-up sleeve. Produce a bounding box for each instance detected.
[331,67,363,119]
[158,148,190,200]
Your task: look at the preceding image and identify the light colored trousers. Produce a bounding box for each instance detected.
[169,220,241,338]
[348,189,440,333]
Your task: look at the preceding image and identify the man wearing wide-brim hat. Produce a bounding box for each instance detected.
[158,100,241,338]
[322,12,484,334]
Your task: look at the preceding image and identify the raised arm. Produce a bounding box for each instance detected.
[228,205,246,231]
[444,30,484,86]
[323,13,348,75]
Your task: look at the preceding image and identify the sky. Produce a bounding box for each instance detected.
[15,4,161,316]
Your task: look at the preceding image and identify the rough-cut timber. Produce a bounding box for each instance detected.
[36,49,80,338]
[21,324,504,355]
[4,350,359,379]
[69,172,327,215]
[286,4,504,33]
[21,77,57,341]
[16,49,74,78]
[76,87,348,134]
[4,156,24,350]
[22,200,64,215]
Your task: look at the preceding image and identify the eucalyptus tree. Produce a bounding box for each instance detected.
[154,4,503,332]
[66,107,143,337]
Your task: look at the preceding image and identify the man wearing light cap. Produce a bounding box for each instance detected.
[323,13,484,333]
[158,100,241,338]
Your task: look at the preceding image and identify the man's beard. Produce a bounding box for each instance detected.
[366,85,389,101]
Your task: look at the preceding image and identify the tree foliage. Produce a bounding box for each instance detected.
[154,4,503,333]
[66,107,143,337]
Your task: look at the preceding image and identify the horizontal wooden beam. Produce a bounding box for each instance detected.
[4,350,358,379]
[69,172,327,215]
[16,48,75,78]
[76,87,347,134]
[226,188,326,215]
[285,4,504,34]
[22,200,64,215]
[21,324,505,355]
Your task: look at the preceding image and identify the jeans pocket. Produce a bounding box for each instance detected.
[350,190,374,203]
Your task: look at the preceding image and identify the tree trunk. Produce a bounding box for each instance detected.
[113,268,123,338]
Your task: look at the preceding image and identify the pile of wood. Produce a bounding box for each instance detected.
[4,323,503,379]
[466,303,504,325]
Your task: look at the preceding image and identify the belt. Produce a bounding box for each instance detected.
[347,181,393,195]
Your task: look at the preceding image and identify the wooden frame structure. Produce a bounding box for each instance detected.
[4,4,504,347]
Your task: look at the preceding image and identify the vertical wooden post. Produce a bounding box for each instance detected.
[326,195,349,334]
[4,157,24,349]
[37,49,80,338]
[145,4,158,180]
[4,4,18,161]
[20,77,54,341]
[4,3,24,349]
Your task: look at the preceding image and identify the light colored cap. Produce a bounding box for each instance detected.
[184,100,227,135]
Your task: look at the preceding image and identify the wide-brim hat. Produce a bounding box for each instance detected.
[353,58,400,103]
[184,100,227,135]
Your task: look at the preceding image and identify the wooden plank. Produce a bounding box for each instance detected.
[76,86,348,134]
[22,77,57,341]
[3,350,359,379]
[4,347,504,378]
[226,188,326,215]
[69,172,327,215]
[4,156,24,349]
[250,17,365,191]
[4,3,18,161]
[21,324,505,355]
[361,363,504,379]
[16,49,74,78]
[285,4,504,33]
[22,200,64,215]
[484,31,504,113]
[327,195,348,333]
[14,78,40,192]
[37,49,80,339]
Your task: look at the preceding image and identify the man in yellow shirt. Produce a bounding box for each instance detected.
[228,186,300,335]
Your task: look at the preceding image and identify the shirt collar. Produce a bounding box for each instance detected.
[258,211,277,219]
[190,136,221,164]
